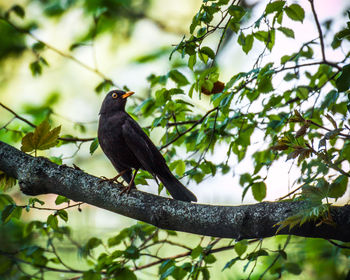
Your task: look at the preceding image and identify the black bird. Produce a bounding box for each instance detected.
[98,89,197,202]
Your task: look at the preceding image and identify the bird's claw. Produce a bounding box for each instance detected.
[99,175,123,185]
[119,182,136,195]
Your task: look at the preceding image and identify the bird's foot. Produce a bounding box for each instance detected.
[99,169,129,185]
[99,175,123,185]
[119,182,136,195]
[119,169,138,195]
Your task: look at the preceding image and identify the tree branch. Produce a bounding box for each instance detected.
[0,141,349,242]
[0,102,95,142]
[308,0,326,61]
[160,107,218,150]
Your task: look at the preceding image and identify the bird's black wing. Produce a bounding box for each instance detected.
[122,115,197,202]
[121,116,166,175]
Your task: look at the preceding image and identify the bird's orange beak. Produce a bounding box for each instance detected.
[122,91,135,99]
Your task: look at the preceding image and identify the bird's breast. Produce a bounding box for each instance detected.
[98,114,141,170]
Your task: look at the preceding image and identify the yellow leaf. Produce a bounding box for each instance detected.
[21,120,61,153]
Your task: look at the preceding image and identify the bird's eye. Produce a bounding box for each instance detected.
[112,92,118,99]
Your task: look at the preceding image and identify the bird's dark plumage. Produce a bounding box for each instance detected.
[98,90,197,202]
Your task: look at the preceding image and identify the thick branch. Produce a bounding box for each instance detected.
[0,141,349,242]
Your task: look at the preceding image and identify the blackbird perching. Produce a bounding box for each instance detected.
[98,89,197,202]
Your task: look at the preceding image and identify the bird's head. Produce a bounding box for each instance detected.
[99,89,135,114]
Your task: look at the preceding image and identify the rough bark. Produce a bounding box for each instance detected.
[0,141,349,242]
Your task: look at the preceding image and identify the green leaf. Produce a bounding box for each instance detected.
[57,210,68,222]
[172,266,188,280]
[252,182,266,201]
[197,26,207,37]
[29,198,45,206]
[108,230,128,247]
[134,98,156,117]
[188,54,197,70]
[235,240,248,256]
[1,204,17,224]
[70,42,86,51]
[191,245,203,259]
[124,245,140,259]
[32,42,45,52]
[200,46,215,59]
[285,262,302,275]
[204,254,216,264]
[95,80,113,94]
[240,173,252,186]
[0,171,16,191]
[50,156,62,165]
[223,257,240,270]
[238,33,254,54]
[278,27,295,38]
[83,270,101,280]
[254,31,269,42]
[196,130,207,145]
[30,61,42,76]
[265,1,285,14]
[228,19,240,33]
[55,195,69,205]
[86,237,102,250]
[47,214,58,230]
[254,30,275,50]
[258,75,274,93]
[328,175,348,199]
[248,249,269,260]
[175,160,186,176]
[190,12,200,34]
[168,69,189,86]
[336,64,350,92]
[228,5,246,21]
[284,4,305,22]
[89,137,99,155]
[160,259,175,275]
[21,120,61,153]
[39,57,48,66]
[160,266,176,280]
[115,268,137,280]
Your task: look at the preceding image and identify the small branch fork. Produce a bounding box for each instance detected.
[0,102,95,143]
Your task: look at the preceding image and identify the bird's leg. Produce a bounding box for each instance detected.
[120,169,139,195]
[100,169,128,184]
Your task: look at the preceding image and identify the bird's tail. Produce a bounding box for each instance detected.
[158,173,197,202]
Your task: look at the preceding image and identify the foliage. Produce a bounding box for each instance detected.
[0,0,350,279]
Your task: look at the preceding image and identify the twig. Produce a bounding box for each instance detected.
[308,0,326,61]
[18,202,84,211]
[210,15,232,68]
[258,236,291,280]
[327,239,350,249]
[0,103,35,128]
[48,239,80,272]
[0,102,95,142]
[133,239,260,272]
[160,107,218,150]
[0,249,84,274]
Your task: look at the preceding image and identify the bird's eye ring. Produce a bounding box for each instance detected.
[112,92,118,99]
